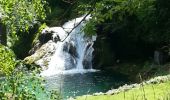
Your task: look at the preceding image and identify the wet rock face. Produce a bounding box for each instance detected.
[24,40,56,69]
[29,43,41,55]
[83,59,91,69]
[39,32,52,44]
[83,43,93,69]
[29,28,62,55]
[29,31,53,55]
[68,43,78,58]
[64,54,77,70]
[62,42,78,70]
[63,42,78,58]
[93,36,116,69]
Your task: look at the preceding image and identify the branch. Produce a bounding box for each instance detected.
[60,0,96,42]
[61,12,91,42]
[43,0,96,42]
[62,0,76,4]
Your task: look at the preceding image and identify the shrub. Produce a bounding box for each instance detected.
[0,68,62,100]
[0,45,61,99]
[0,44,16,75]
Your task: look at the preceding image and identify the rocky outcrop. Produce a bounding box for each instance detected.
[24,26,68,69]
[63,42,78,58]
[24,41,56,69]
[25,15,96,73]
[29,27,66,55]
[93,35,116,69]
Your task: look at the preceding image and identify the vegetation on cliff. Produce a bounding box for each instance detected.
[0,0,60,99]
[0,44,61,99]
[0,0,48,47]
[0,0,170,99]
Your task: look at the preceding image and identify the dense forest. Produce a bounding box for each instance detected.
[1,0,170,99]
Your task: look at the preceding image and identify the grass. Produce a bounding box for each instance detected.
[74,61,170,100]
[109,61,170,82]
[75,81,170,100]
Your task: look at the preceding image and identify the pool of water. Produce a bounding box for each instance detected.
[45,71,129,99]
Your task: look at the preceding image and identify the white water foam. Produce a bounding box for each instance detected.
[41,69,98,77]
[41,15,97,76]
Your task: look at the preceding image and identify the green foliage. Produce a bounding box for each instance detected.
[0,45,61,99]
[32,23,47,46]
[0,44,16,75]
[76,81,170,100]
[0,0,48,47]
[0,68,62,100]
[78,0,170,61]
[79,0,170,43]
[45,0,91,26]
[83,20,96,36]
[96,0,154,22]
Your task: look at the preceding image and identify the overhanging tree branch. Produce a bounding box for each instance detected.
[60,0,96,42]
[61,12,92,42]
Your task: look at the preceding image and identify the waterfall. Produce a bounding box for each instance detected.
[41,15,97,76]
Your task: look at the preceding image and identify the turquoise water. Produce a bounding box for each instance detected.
[45,71,129,99]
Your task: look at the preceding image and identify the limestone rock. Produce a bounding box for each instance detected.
[24,41,56,69]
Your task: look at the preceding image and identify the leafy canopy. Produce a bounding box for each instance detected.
[0,0,48,46]
[79,0,155,35]
[80,0,170,45]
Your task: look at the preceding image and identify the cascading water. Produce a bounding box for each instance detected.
[24,15,129,100]
[41,15,97,76]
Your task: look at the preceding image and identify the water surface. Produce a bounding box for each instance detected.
[45,71,129,99]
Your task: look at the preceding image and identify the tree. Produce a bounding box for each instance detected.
[0,0,48,47]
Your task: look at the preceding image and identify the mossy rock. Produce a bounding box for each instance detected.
[24,41,56,68]
[24,48,46,64]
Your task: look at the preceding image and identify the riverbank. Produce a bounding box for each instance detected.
[74,75,170,100]
[107,61,170,82]
[72,62,170,100]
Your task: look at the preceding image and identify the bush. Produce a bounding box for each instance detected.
[0,44,16,75]
[0,68,62,100]
[0,45,61,100]
[0,0,48,47]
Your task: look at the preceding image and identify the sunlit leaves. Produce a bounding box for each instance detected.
[0,0,48,47]
[0,69,62,100]
[0,45,16,75]
[83,20,96,36]
[79,0,156,36]
[32,23,47,45]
